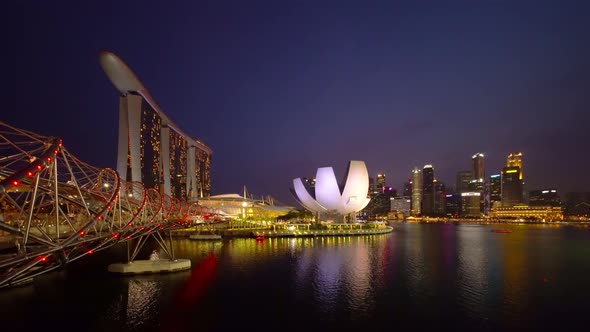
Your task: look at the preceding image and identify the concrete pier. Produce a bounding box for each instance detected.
[107,258,191,275]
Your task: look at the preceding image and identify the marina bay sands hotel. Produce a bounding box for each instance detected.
[99,51,212,200]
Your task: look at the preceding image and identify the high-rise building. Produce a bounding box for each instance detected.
[507,152,523,180]
[377,173,386,192]
[391,196,411,217]
[434,180,446,215]
[403,180,412,197]
[422,165,435,216]
[461,192,482,217]
[368,177,375,195]
[507,152,525,204]
[411,167,422,216]
[456,170,472,194]
[529,189,560,207]
[472,153,485,181]
[490,174,501,207]
[100,51,212,200]
[501,166,522,207]
[444,194,462,217]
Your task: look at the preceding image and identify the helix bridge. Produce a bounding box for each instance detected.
[0,121,216,288]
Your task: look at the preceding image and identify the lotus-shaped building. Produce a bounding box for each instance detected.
[291,160,371,215]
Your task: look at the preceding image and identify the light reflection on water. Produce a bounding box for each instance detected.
[2,223,590,331]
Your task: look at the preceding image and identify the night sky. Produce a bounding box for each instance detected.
[10,1,590,206]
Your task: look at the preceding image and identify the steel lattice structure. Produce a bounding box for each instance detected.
[0,121,212,288]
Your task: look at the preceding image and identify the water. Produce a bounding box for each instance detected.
[2,223,590,332]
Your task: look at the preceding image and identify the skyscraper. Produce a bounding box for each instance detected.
[368,177,375,195]
[422,165,435,216]
[456,170,472,194]
[490,174,501,207]
[100,51,212,200]
[507,152,524,180]
[403,180,412,197]
[507,152,525,203]
[501,166,522,207]
[434,180,446,215]
[411,167,422,216]
[472,153,485,181]
[377,173,386,192]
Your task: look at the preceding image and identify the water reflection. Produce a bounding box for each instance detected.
[456,225,490,322]
[3,224,590,331]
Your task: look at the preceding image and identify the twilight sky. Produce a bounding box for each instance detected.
[9,1,590,206]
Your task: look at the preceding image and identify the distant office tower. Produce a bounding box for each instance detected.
[445,194,462,216]
[507,152,523,180]
[501,166,523,207]
[434,180,446,215]
[456,170,473,194]
[403,180,413,197]
[100,51,212,200]
[472,153,485,181]
[461,192,481,217]
[490,174,501,207]
[391,196,411,216]
[529,189,560,207]
[483,182,491,215]
[422,165,435,216]
[411,167,422,216]
[507,152,525,203]
[377,173,386,192]
[368,177,375,195]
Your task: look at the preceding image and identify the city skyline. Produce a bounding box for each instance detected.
[9,1,590,206]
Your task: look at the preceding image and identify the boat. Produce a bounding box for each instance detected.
[255,233,266,241]
[491,229,512,233]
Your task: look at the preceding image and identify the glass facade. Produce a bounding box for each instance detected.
[139,101,162,191]
[169,128,188,199]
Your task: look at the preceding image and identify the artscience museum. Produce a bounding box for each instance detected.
[291,160,371,216]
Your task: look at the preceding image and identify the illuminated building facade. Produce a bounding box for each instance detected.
[529,189,560,207]
[434,180,446,215]
[501,166,522,207]
[472,153,485,181]
[368,177,375,195]
[445,194,461,216]
[456,170,472,194]
[489,205,564,221]
[411,167,422,216]
[377,173,386,192]
[507,152,524,180]
[490,174,501,207]
[390,196,411,216]
[422,165,435,216]
[461,192,481,217]
[291,160,371,216]
[100,51,212,200]
[403,180,412,197]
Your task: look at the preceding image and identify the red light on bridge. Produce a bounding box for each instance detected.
[39,256,47,262]
[12,180,20,186]
[113,233,119,238]
[87,250,94,254]
[26,171,35,177]
[80,231,86,236]
[97,216,103,220]
[46,157,52,162]
[36,164,44,170]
